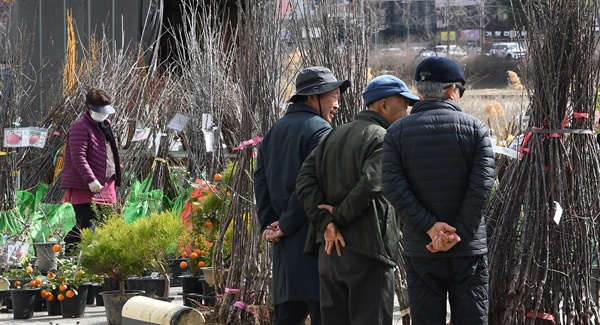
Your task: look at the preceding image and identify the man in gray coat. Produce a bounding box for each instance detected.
[296,75,419,324]
[254,66,349,325]
[382,57,495,324]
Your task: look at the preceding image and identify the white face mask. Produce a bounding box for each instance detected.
[90,111,109,122]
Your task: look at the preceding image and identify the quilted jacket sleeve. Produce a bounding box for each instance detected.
[453,122,495,241]
[68,124,96,184]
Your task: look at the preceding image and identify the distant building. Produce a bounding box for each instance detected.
[372,0,437,41]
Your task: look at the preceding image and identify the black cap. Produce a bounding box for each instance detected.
[415,57,466,85]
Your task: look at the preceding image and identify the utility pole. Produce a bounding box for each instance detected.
[480,0,485,54]
[446,0,451,52]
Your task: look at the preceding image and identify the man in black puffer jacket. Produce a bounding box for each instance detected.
[382,57,495,325]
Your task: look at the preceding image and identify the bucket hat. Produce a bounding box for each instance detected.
[362,75,420,106]
[289,66,350,102]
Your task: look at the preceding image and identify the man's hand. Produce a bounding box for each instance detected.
[426,233,461,253]
[426,222,456,241]
[323,222,345,257]
[425,222,460,253]
[262,221,285,243]
[317,204,333,215]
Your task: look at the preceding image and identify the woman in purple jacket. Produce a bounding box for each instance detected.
[61,88,122,249]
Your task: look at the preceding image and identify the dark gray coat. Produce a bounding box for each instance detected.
[382,99,494,258]
[254,103,331,304]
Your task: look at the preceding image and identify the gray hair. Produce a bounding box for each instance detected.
[416,81,454,99]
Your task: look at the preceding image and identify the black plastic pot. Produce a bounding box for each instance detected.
[181,292,202,307]
[100,290,144,325]
[203,295,216,306]
[201,278,215,295]
[60,284,89,318]
[86,284,99,305]
[179,274,204,294]
[169,258,187,287]
[46,294,62,316]
[96,277,120,307]
[126,276,166,297]
[10,288,40,319]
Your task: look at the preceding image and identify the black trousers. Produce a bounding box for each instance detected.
[273,300,321,325]
[404,255,489,325]
[318,246,394,325]
[64,203,97,248]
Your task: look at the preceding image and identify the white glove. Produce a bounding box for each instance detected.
[88,180,104,193]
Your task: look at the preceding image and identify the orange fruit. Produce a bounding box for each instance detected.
[46,293,54,301]
[13,281,20,287]
[66,290,75,298]
[57,294,65,301]
[194,249,201,255]
[198,261,205,267]
[214,173,222,181]
[47,272,55,279]
[181,252,188,258]
[40,290,47,298]
[200,250,207,256]
[59,277,65,283]
[180,261,188,269]
[59,284,68,292]
[52,243,61,253]
[29,280,36,287]
[35,278,42,286]
[190,252,198,259]
[26,266,33,274]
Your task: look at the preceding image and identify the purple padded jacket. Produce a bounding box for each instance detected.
[61,113,122,190]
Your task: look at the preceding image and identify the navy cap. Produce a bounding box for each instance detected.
[362,75,420,106]
[415,57,466,85]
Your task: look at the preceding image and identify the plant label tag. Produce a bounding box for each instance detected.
[3,128,26,147]
[167,113,190,132]
[131,128,151,142]
[28,127,49,148]
[493,145,518,159]
[553,201,563,225]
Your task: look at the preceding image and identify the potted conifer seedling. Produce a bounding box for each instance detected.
[125,211,184,300]
[79,215,146,325]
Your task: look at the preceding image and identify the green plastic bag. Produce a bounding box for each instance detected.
[0,208,25,237]
[28,203,76,243]
[123,175,164,224]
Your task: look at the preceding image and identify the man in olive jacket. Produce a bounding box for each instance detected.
[382,57,495,324]
[296,76,419,324]
[254,66,349,325]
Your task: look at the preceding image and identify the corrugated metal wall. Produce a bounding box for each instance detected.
[7,0,156,113]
